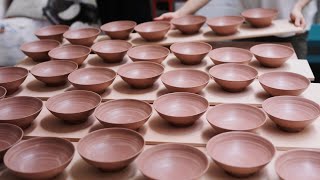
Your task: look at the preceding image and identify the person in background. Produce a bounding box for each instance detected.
[155,0,318,59]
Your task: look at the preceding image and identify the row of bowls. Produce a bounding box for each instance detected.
[1,127,318,179]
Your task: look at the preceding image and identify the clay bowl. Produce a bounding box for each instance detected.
[134,21,170,41]
[46,90,101,123]
[78,128,144,171]
[0,96,42,129]
[161,70,210,93]
[0,67,28,95]
[262,96,320,132]
[171,15,206,34]
[117,62,164,89]
[95,99,152,130]
[170,42,212,65]
[208,47,253,65]
[30,60,78,86]
[154,92,209,126]
[206,104,266,133]
[91,40,132,63]
[207,16,244,35]
[127,45,169,64]
[241,8,278,28]
[250,44,294,68]
[206,131,275,177]
[259,72,310,96]
[0,86,7,99]
[49,45,91,65]
[0,123,23,160]
[4,137,74,180]
[34,25,69,42]
[275,149,320,180]
[63,27,100,47]
[137,143,209,180]
[209,63,258,92]
[20,39,60,62]
[101,20,136,40]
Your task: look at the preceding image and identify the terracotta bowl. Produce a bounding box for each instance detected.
[0,96,42,129]
[161,69,210,93]
[259,72,310,96]
[170,42,212,65]
[101,20,136,40]
[154,92,209,126]
[0,67,28,95]
[127,45,169,64]
[95,99,152,130]
[0,86,7,99]
[209,63,258,92]
[34,25,69,42]
[275,150,320,180]
[4,137,74,180]
[207,16,244,35]
[78,128,144,171]
[137,143,209,180]
[117,62,164,89]
[134,21,170,41]
[262,96,320,132]
[46,90,101,123]
[30,60,78,86]
[241,8,278,28]
[68,67,116,94]
[206,131,275,177]
[49,45,91,65]
[250,44,294,68]
[63,27,100,47]
[0,123,23,160]
[206,104,266,133]
[91,40,132,63]
[208,47,253,65]
[20,39,60,62]
[171,15,206,34]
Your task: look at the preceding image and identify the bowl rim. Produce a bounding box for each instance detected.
[20,39,61,53]
[63,27,101,40]
[0,67,28,84]
[30,60,78,78]
[68,67,117,86]
[91,40,132,54]
[127,45,170,61]
[134,21,171,33]
[241,8,278,19]
[170,41,212,55]
[206,16,245,27]
[48,45,91,60]
[209,63,258,82]
[161,69,210,88]
[250,43,294,59]
[100,20,137,32]
[0,123,23,152]
[208,47,253,63]
[171,15,207,26]
[34,25,70,36]
[117,61,164,80]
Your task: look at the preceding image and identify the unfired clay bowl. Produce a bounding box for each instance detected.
[49,45,91,65]
[209,63,258,92]
[68,67,116,94]
[0,86,7,99]
[30,60,78,86]
[241,8,278,28]
[0,96,42,129]
[78,128,144,171]
[137,143,209,180]
[206,131,275,177]
[275,149,320,180]
[34,25,69,42]
[4,137,74,180]
[258,72,310,96]
[171,15,206,34]
[134,21,170,41]
[262,96,320,132]
[117,62,164,89]
[161,69,210,93]
[206,103,266,133]
[250,44,294,67]
[46,90,101,123]
[0,67,28,94]
[91,40,132,63]
[207,16,244,35]
[208,47,253,65]
[20,39,60,62]
[170,42,212,65]
[101,20,136,40]
[127,45,169,64]
[154,92,209,126]
[63,27,100,46]
[95,99,152,130]
[0,123,23,160]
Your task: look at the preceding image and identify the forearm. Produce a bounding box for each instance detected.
[175,0,210,16]
[293,0,311,10]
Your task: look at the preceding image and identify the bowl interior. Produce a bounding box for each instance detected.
[64,28,100,39]
[259,72,310,90]
[21,40,60,52]
[209,64,257,81]
[92,40,132,53]
[251,44,294,58]
[68,68,116,85]
[207,16,244,26]
[31,60,78,77]
[161,70,209,88]
[49,45,91,59]
[171,15,206,25]
[35,25,69,36]
[242,8,277,18]
[0,124,23,151]
[128,45,169,60]
[170,42,211,55]
[118,62,164,79]
[101,21,136,31]
[209,47,253,63]
[135,21,170,32]
[0,67,28,83]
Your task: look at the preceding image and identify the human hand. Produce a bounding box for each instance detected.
[154,12,181,21]
[290,7,306,29]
